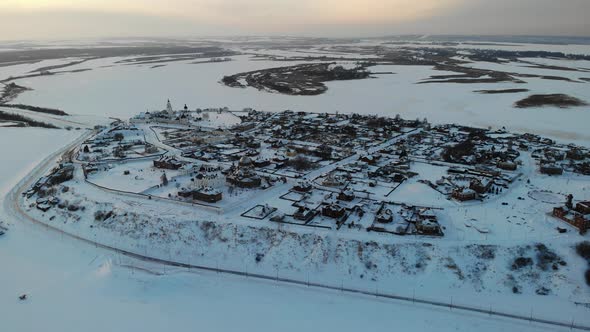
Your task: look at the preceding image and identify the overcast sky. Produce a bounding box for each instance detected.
[0,0,588,41]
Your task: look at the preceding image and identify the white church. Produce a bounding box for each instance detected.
[130,99,195,125]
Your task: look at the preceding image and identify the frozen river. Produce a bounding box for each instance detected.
[7,51,590,145]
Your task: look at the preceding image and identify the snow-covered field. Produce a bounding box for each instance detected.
[1,38,590,331]
[7,45,590,144]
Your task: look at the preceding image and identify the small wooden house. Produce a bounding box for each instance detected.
[154,156,183,170]
[322,204,346,219]
[294,206,315,222]
[452,188,477,201]
[193,187,222,203]
[540,164,563,175]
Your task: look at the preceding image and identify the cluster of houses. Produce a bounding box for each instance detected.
[151,155,227,203]
[78,124,159,162]
[405,125,524,170]
[156,126,329,176]
[396,125,578,203]
[135,111,429,206]
[153,155,183,170]
[48,107,590,241]
[150,153,277,204]
[370,204,442,236]
[240,110,419,151]
[444,171,512,202]
[533,146,590,176]
[26,163,75,212]
[27,163,75,196]
[275,176,444,236]
[552,195,590,234]
[258,148,447,236]
[153,113,409,179]
[225,157,264,188]
[390,130,521,202]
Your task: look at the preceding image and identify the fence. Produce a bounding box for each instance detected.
[83,178,222,213]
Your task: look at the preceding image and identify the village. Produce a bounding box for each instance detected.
[21,100,590,240]
[3,7,590,329]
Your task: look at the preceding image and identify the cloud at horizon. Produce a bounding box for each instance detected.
[0,0,588,41]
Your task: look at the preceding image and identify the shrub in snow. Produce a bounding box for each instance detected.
[535,243,565,271]
[511,257,533,270]
[467,244,496,260]
[94,210,113,221]
[287,156,314,171]
[94,211,104,221]
[576,242,590,262]
[535,287,551,296]
[576,242,590,287]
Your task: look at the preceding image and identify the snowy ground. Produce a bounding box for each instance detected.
[2,38,590,331]
[2,129,576,332]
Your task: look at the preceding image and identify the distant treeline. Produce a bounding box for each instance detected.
[1,104,68,116]
[467,50,590,62]
[0,111,58,128]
